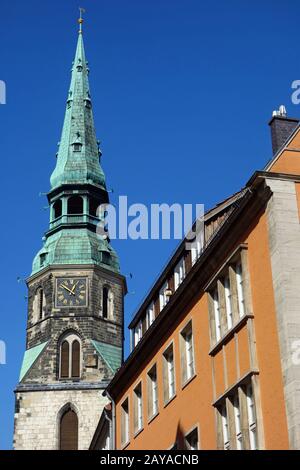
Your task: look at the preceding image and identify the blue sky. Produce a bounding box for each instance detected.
[0,0,299,449]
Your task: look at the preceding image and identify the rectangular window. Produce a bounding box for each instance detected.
[159,281,169,311]
[246,384,257,450]
[147,364,158,419]
[185,427,199,450]
[221,404,230,450]
[224,275,233,330]
[213,288,221,341]
[191,235,203,266]
[233,394,243,450]
[174,257,185,290]
[134,320,142,347]
[180,321,195,384]
[163,344,175,403]
[133,383,143,434]
[146,302,155,330]
[236,263,245,317]
[121,398,129,446]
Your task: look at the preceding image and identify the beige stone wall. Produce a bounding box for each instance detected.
[14,388,108,450]
[266,178,300,449]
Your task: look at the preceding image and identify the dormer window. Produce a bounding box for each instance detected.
[72,132,82,152]
[76,58,82,72]
[84,98,92,109]
[72,142,82,152]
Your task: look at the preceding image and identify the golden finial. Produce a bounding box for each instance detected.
[78,7,85,34]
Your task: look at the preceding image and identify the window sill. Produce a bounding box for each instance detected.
[181,373,196,391]
[209,313,254,356]
[121,440,130,450]
[163,393,176,409]
[148,411,159,425]
[133,427,144,439]
[58,378,81,382]
[212,369,259,407]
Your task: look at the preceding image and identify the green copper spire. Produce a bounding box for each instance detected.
[31,20,120,275]
[50,28,105,190]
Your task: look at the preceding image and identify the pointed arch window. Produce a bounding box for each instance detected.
[59,407,78,450]
[33,287,45,322]
[102,286,114,320]
[59,334,81,379]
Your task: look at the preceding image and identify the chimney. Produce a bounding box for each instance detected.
[269,105,299,155]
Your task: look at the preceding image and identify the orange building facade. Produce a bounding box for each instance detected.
[90,110,300,451]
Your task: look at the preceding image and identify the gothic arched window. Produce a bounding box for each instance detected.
[102,286,114,320]
[59,334,81,379]
[33,287,45,322]
[68,196,83,215]
[38,288,44,320]
[59,407,78,450]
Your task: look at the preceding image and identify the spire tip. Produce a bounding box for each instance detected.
[78,7,85,34]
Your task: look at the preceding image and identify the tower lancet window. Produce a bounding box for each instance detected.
[33,287,45,322]
[102,285,114,320]
[68,196,83,215]
[59,406,78,450]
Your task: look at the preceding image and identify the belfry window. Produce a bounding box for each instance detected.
[53,199,62,219]
[60,334,81,379]
[33,287,45,321]
[89,198,100,217]
[68,196,83,215]
[59,407,78,450]
[38,288,44,320]
[102,286,113,320]
[73,142,82,152]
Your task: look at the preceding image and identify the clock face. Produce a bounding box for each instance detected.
[56,277,88,308]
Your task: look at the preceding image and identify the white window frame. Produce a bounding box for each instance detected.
[181,322,195,383]
[121,398,129,446]
[146,302,155,330]
[213,288,221,342]
[134,320,142,347]
[134,384,143,433]
[221,404,230,450]
[159,281,169,311]
[236,263,245,317]
[233,394,243,450]
[191,232,203,266]
[224,275,233,330]
[174,257,185,291]
[148,365,158,418]
[246,384,257,450]
[163,344,176,402]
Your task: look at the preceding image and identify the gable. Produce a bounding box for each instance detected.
[266,124,300,175]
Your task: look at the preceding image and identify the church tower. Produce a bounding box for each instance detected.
[13,16,126,450]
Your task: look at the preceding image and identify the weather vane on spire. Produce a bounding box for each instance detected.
[78,7,85,34]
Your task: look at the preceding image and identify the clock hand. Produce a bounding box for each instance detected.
[71,281,79,294]
[60,284,75,295]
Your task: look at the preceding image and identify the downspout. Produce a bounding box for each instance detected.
[105,390,116,450]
